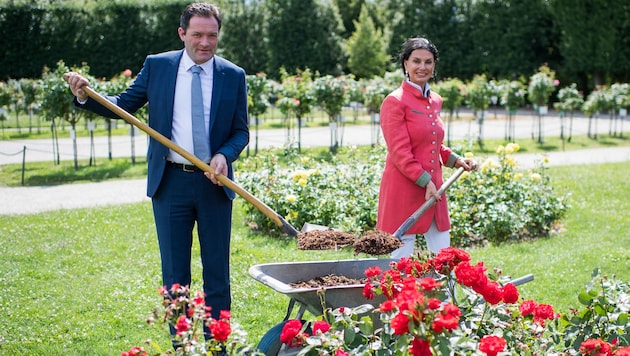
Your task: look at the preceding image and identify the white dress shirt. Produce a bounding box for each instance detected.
[168,52,214,164]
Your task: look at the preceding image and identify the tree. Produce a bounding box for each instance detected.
[498,79,527,142]
[39,60,91,169]
[333,0,364,38]
[278,68,315,150]
[434,78,465,146]
[312,75,349,152]
[220,0,269,75]
[528,64,558,144]
[464,74,491,149]
[265,0,345,79]
[551,0,630,89]
[345,5,389,79]
[246,73,271,155]
[554,83,584,142]
[468,0,560,80]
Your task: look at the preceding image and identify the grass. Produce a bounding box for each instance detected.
[0,161,628,355]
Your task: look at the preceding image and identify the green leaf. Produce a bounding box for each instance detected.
[344,325,356,344]
[578,291,594,305]
[594,304,607,316]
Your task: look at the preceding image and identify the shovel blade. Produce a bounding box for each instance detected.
[301,222,335,232]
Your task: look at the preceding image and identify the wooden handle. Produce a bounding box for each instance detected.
[393,167,466,238]
[82,86,299,236]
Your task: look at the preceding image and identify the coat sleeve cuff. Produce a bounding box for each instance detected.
[445,153,461,168]
[415,171,432,187]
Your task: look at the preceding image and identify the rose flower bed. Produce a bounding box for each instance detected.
[124,247,629,356]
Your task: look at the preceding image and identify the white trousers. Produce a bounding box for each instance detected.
[391,221,450,259]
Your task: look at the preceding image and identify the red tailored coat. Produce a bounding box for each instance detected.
[376,81,458,235]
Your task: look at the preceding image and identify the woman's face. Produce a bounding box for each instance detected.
[404,49,435,88]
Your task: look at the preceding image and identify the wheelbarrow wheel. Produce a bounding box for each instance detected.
[257,320,308,356]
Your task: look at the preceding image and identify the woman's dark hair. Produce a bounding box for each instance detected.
[180,3,222,32]
[398,37,439,76]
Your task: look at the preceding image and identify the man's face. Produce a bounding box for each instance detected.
[178,15,219,64]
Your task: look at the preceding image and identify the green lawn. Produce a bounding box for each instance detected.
[0,162,628,355]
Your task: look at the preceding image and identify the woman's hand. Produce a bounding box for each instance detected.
[456,158,478,171]
[425,181,441,201]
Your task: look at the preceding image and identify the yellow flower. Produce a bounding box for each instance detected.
[514,173,524,180]
[465,151,474,158]
[461,171,470,179]
[505,142,520,154]
[481,158,499,173]
[300,156,310,164]
[505,156,518,168]
[291,210,298,219]
[542,156,550,164]
[530,173,542,182]
[298,178,307,186]
[286,194,297,203]
[495,145,505,154]
[291,170,309,181]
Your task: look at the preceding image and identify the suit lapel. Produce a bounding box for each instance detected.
[210,56,224,134]
[163,51,183,136]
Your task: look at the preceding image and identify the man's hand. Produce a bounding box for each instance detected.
[204,154,228,185]
[62,72,90,102]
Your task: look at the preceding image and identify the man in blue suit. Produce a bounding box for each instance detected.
[64,2,249,329]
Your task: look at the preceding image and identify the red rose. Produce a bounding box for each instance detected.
[379,300,396,313]
[121,346,148,356]
[519,299,537,316]
[363,283,375,300]
[533,303,556,326]
[579,338,613,355]
[409,337,431,356]
[312,320,331,334]
[427,298,441,310]
[364,266,382,278]
[502,283,519,304]
[209,319,231,342]
[390,313,410,335]
[431,313,459,333]
[479,335,507,356]
[614,346,630,356]
[480,281,503,305]
[280,319,304,346]
[175,315,191,335]
[419,277,440,291]
[334,349,350,356]
[219,310,231,320]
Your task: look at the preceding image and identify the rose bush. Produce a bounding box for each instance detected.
[123,251,629,355]
[278,248,630,356]
[236,144,568,247]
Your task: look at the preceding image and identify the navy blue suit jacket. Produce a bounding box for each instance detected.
[82,50,249,199]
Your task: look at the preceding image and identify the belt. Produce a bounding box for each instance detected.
[167,161,203,173]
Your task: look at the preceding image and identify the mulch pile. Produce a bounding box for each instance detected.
[296,230,357,250]
[353,229,403,255]
[297,229,402,256]
[289,274,368,289]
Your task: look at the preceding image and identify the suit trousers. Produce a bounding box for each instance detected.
[152,165,232,320]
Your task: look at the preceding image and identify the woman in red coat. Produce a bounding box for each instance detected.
[377,37,476,258]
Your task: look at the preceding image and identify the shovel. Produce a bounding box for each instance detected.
[82,86,300,237]
[392,167,466,238]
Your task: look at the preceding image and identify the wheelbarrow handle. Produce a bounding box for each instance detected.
[393,167,466,239]
[82,86,299,237]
